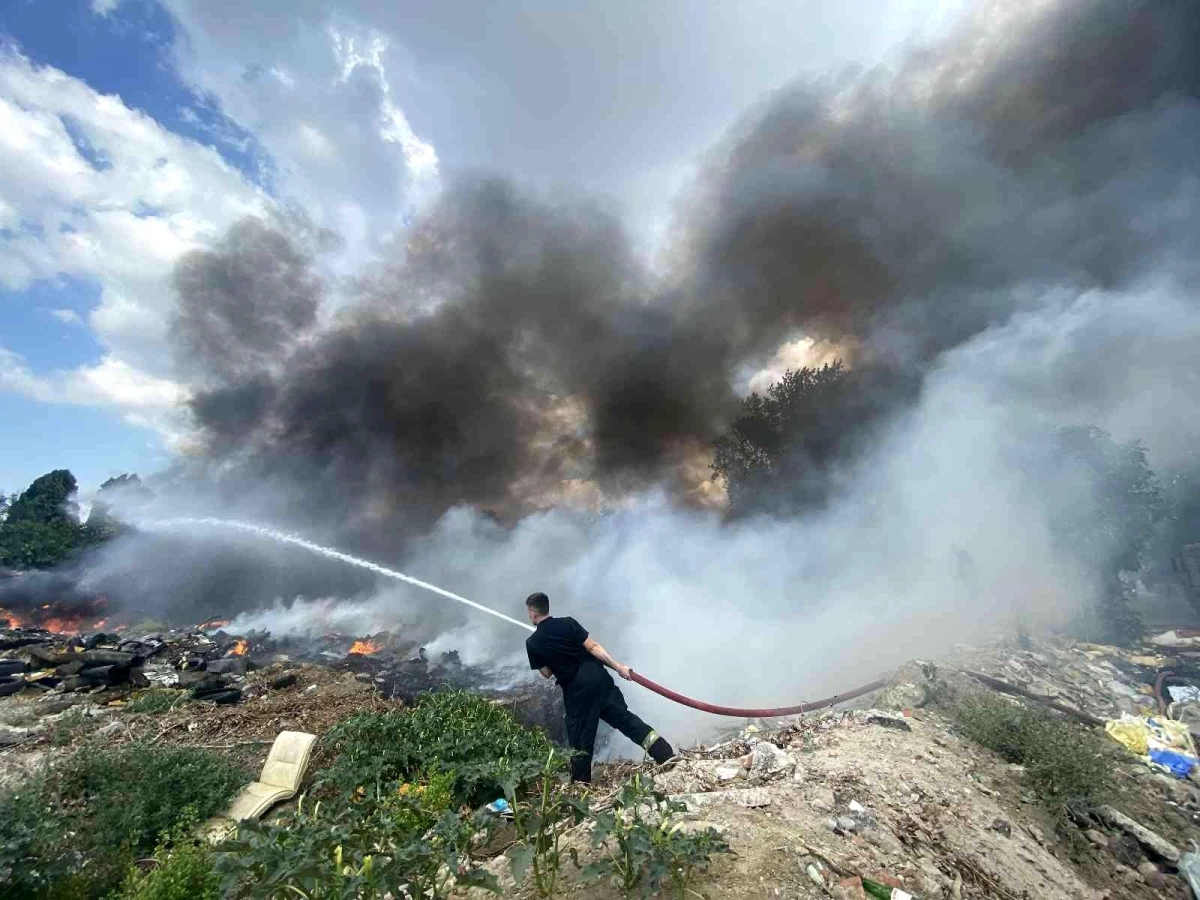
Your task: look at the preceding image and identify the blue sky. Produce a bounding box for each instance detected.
[0,0,265,496]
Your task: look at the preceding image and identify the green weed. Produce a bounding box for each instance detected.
[954,692,1115,825]
[125,689,183,715]
[582,774,731,898]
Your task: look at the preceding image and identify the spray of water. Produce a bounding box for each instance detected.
[142,517,536,633]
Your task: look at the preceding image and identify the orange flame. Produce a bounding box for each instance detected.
[41,616,88,634]
[228,639,249,656]
[0,606,28,627]
[203,618,232,631]
[0,605,108,634]
[348,638,383,656]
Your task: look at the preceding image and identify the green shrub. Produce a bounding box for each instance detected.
[319,689,557,807]
[0,771,88,900]
[58,743,248,856]
[49,707,94,746]
[126,689,183,715]
[954,692,1114,824]
[112,814,220,900]
[0,744,248,900]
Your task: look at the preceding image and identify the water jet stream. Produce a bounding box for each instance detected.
[142,517,891,719]
[142,517,535,633]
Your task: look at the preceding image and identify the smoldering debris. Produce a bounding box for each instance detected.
[0,617,564,740]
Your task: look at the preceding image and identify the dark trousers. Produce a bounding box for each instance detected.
[562,660,655,783]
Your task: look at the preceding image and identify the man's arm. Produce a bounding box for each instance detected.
[583,637,632,680]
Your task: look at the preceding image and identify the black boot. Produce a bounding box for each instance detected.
[647,736,674,765]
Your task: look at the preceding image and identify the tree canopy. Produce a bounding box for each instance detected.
[86,473,150,540]
[711,361,917,516]
[0,470,110,569]
[1037,426,1165,644]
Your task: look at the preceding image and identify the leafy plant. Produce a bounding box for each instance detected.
[214,791,497,900]
[954,692,1114,825]
[112,812,221,900]
[58,743,248,856]
[0,770,88,900]
[503,749,586,898]
[318,689,556,807]
[651,823,730,900]
[582,775,730,898]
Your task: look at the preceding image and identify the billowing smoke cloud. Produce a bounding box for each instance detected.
[17,1,1200,745]
[168,0,1199,537]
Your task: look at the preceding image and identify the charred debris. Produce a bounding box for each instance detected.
[0,615,564,743]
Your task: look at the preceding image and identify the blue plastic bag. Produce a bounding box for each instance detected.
[1148,747,1199,779]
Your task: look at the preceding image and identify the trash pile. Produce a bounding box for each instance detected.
[0,625,157,698]
[0,618,564,740]
[944,630,1200,781]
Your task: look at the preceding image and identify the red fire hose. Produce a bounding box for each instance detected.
[629,670,890,718]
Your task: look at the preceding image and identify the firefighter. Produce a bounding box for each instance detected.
[524,591,673,783]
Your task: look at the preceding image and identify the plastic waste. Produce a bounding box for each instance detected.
[485,798,511,815]
[1105,713,1199,777]
[1179,842,1200,899]
[1106,716,1150,756]
[1170,685,1200,703]
[1149,748,1198,779]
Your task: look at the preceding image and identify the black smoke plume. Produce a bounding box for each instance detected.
[170,0,1199,542]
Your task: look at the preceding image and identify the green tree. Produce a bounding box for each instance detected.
[1042,426,1165,644]
[1156,456,1200,555]
[712,363,851,513]
[711,361,915,515]
[0,470,108,569]
[87,473,150,540]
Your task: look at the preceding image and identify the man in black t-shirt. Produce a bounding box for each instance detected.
[524,591,673,783]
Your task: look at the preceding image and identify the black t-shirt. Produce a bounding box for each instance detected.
[526,616,591,685]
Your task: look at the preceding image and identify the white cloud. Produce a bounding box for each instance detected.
[48,308,85,326]
[0,346,191,448]
[157,12,441,268]
[160,0,966,239]
[0,47,267,375]
[91,0,122,15]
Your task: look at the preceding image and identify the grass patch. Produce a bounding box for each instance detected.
[0,743,249,900]
[49,706,93,747]
[126,689,183,715]
[954,692,1115,825]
